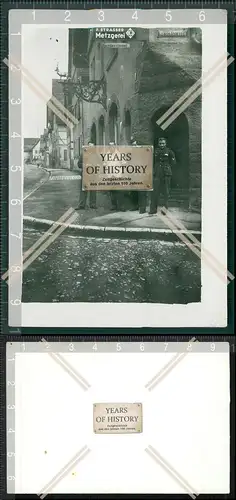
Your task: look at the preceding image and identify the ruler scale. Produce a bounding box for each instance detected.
[0,2,235,497]
[2,2,232,328]
[4,337,234,352]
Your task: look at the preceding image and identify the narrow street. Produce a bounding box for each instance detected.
[24,163,49,198]
[22,164,201,304]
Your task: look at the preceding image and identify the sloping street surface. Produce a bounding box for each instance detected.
[24,163,49,198]
[24,167,201,232]
[22,165,201,304]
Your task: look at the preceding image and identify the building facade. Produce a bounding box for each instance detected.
[47,80,69,169]
[67,27,202,210]
[31,138,43,162]
[24,137,40,163]
[39,130,49,167]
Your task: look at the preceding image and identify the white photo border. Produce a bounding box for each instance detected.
[9,12,228,327]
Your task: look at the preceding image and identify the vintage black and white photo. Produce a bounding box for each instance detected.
[17,16,228,327]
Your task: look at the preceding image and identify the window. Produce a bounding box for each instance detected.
[78,136,81,156]
[76,101,81,120]
[90,56,95,80]
[108,103,118,144]
[64,149,68,161]
[90,123,97,145]
[98,116,105,145]
[124,110,131,144]
[98,43,104,78]
[104,46,118,72]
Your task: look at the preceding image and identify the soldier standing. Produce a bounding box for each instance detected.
[149,137,176,214]
[76,142,97,210]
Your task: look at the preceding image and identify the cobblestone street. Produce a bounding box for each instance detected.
[22,164,201,304]
[22,228,201,303]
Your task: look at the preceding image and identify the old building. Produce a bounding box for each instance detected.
[24,137,40,163]
[31,138,43,162]
[47,79,69,169]
[66,27,201,210]
[39,129,50,167]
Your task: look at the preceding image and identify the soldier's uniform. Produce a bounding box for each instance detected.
[150,146,176,213]
[110,191,125,211]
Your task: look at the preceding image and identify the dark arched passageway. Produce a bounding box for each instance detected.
[150,107,190,190]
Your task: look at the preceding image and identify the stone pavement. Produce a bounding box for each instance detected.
[24,166,201,240]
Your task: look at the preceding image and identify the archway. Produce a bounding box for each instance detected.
[150,107,190,190]
[98,115,105,145]
[108,102,119,144]
[90,123,97,145]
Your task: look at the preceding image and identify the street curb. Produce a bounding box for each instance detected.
[38,166,52,182]
[23,215,202,242]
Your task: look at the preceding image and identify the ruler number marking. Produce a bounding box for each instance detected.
[64,10,71,22]
[11,98,21,105]
[10,299,21,305]
[98,10,104,22]
[165,10,172,22]
[199,11,206,22]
